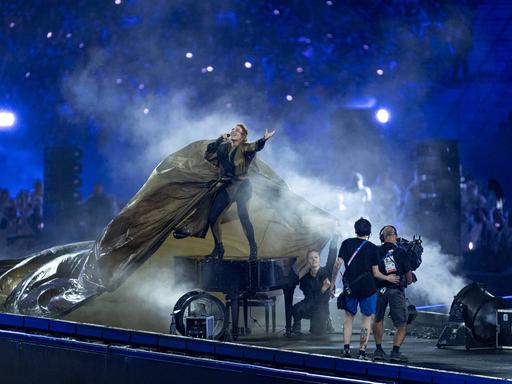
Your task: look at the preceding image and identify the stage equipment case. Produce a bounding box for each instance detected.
[497,309,512,348]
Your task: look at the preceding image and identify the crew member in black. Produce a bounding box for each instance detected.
[291,237,337,335]
[373,225,413,363]
[204,123,275,260]
[331,218,397,360]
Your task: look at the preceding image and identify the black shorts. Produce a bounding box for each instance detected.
[375,287,407,327]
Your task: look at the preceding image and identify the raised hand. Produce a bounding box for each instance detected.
[263,129,276,140]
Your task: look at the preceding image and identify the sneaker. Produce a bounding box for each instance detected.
[373,348,387,360]
[357,351,368,360]
[390,351,408,363]
[291,322,302,337]
[343,349,352,358]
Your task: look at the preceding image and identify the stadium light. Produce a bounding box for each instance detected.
[375,108,390,124]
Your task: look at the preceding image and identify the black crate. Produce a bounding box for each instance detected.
[497,309,512,348]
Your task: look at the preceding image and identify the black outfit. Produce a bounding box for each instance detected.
[291,237,338,335]
[375,242,411,290]
[292,267,330,334]
[204,137,266,259]
[338,238,379,298]
[375,242,411,327]
[207,181,254,248]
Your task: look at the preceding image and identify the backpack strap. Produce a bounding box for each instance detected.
[347,240,368,267]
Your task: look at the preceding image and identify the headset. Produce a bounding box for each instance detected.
[379,225,398,243]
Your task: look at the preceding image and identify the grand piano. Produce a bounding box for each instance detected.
[174,256,299,339]
[174,235,338,339]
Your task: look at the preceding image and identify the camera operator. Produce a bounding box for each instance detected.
[372,225,414,363]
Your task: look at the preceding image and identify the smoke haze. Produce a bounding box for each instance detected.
[58,2,468,320]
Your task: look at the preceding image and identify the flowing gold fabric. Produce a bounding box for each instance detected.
[0,140,335,317]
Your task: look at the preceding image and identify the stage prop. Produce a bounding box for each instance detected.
[0,140,333,329]
[174,257,297,340]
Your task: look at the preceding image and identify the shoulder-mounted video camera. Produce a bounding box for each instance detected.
[396,235,423,280]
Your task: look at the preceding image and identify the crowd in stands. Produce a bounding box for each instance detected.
[0,180,118,258]
[461,178,512,271]
[0,181,43,247]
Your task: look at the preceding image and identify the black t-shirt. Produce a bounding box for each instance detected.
[299,266,330,304]
[338,238,379,284]
[376,242,412,289]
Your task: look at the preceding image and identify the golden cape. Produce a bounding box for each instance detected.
[0,140,335,320]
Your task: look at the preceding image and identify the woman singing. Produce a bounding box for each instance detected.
[204,123,275,260]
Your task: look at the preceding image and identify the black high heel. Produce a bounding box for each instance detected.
[249,243,257,261]
[206,243,225,259]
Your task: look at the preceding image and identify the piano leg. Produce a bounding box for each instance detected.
[243,297,249,335]
[265,301,269,334]
[229,295,240,340]
[272,297,276,333]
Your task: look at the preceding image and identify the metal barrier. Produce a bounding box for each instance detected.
[0,312,504,384]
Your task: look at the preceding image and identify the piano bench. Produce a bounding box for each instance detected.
[226,294,277,334]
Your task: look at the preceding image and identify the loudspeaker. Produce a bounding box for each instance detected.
[43,147,83,226]
[414,140,461,255]
[43,147,82,234]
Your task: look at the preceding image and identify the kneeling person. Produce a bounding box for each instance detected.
[292,250,332,335]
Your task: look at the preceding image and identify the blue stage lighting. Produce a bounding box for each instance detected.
[376,108,390,123]
[0,111,16,129]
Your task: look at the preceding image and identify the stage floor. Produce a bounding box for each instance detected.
[236,330,512,380]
